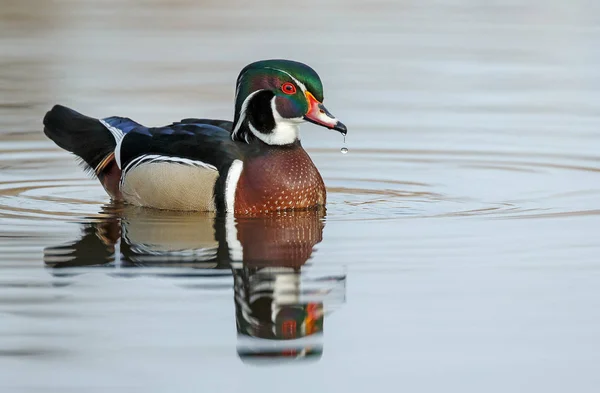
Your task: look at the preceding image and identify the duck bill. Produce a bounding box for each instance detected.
[303,92,347,135]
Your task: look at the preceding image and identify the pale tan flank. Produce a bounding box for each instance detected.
[121,162,219,211]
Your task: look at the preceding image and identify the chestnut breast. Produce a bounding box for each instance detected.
[234,145,326,214]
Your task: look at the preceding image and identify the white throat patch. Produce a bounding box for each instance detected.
[249,97,302,146]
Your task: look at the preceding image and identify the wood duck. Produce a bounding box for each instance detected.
[43,59,347,215]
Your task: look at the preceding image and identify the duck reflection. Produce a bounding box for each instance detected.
[232,214,334,362]
[43,205,346,362]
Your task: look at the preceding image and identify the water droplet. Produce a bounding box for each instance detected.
[340,147,348,154]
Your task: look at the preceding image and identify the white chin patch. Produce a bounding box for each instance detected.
[248,98,302,146]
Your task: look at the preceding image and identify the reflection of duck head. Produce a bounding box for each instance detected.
[233,265,328,362]
[43,205,345,363]
[232,211,333,362]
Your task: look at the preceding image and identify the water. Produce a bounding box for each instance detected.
[1,0,600,391]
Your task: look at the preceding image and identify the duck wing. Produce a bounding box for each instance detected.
[101,118,242,173]
[178,118,233,132]
[102,118,244,212]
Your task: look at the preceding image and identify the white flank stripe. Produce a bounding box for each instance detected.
[121,154,217,188]
[224,160,244,262]
[226,212,244,262]
[225,159,243,212]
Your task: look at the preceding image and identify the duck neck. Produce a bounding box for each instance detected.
[232,90,301,146]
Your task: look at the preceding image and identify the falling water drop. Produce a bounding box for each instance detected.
[340,135,348,154]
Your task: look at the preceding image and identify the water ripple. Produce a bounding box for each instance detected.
[1,142,599,225]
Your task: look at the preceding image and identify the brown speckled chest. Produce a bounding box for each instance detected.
[234,145,326,214]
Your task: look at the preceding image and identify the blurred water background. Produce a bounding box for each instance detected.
[1,0,600,391]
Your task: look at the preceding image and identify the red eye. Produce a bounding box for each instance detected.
[281,82,296,95]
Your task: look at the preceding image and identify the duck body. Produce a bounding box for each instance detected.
[42,59,345,215]
[103,116,325,214]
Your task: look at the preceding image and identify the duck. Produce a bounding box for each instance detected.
[43,59,346,215]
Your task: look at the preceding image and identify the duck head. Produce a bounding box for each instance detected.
[231,59,347,145]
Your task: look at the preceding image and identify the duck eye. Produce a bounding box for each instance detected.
[281,82,296,95]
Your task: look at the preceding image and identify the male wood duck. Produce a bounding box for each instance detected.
[43,59,346,215]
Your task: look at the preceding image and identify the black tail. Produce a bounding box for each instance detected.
[43,105,116,174]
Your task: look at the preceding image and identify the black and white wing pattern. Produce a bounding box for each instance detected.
[103,118,243,211]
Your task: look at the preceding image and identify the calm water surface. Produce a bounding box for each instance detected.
[1,0,600,391]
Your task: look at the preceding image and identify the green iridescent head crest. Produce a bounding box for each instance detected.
[233,60,323,124]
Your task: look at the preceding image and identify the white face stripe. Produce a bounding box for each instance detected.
[249,123,300,145]
[235,66,307,97]
[263,67,307,93]
[232,90,263,141]
[246,98,301,145]
[225,159,243,212]
[233,67,307,130]
[233,67,310,145]
[248,121,299,146]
